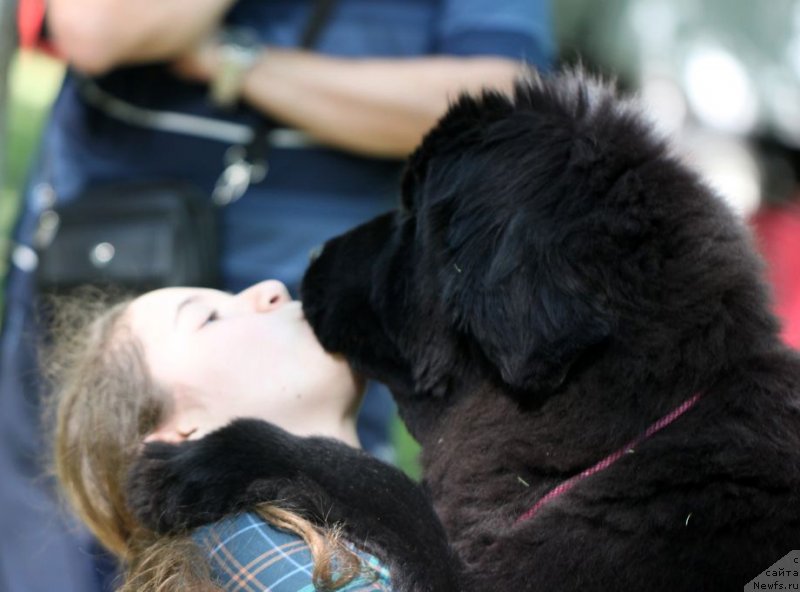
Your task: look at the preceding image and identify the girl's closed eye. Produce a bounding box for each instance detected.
[202,310,219,327]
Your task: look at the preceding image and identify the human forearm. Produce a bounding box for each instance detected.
[242,50,520,158]
[47,0,235,75]
[176,44,522,158]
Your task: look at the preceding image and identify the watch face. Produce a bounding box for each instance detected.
[219,27,261,54]
[224,44,259,67]
[212,28,261,108]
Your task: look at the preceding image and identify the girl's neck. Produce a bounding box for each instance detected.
[292,414,362,449]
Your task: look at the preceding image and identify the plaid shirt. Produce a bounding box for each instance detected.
[193,513,392,591]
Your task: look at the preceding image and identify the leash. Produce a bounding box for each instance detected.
[515,391,704,524]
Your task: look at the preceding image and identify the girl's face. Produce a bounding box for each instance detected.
[125,280,363,446]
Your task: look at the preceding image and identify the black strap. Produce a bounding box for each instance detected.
[257,0,337,146]
[214,0,338,205]
[300,0,338,49]
[240,0,337,186]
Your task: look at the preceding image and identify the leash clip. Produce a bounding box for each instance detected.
[212,145,268,206]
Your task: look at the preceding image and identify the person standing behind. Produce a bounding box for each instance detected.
[0,1,555,590]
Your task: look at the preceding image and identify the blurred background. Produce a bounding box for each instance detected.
[557,0,800,350]
[2,0,800,472]
[559,0,800,215]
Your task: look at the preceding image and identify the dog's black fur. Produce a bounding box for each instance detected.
[130,70,800,590]
[129,419,462,591]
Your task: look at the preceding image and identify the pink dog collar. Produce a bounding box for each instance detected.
[516,392,703,524]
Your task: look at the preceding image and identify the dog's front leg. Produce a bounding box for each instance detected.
[128,418,462,592]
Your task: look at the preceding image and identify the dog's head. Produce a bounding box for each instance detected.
[302,69,775,437]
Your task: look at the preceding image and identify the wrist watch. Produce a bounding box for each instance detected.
[210,28,261,108]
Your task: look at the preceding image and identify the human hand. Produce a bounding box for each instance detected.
[171,35,221,83]
[48,0,236,75]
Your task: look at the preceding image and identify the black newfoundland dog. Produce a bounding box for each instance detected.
[131,69,800,591]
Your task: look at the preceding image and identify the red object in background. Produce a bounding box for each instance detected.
[750,199,800,349]
[17,0,58,55]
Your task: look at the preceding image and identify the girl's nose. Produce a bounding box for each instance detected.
[236,280,292,313]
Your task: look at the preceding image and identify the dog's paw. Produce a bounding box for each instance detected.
[127,419,299,533]
[126,438,242,533]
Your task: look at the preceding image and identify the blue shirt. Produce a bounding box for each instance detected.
[39,0,554,203]
[27,0,555,289]
[193,512,392,591]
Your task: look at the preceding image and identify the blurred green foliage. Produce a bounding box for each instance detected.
[392,416,421,479]
[1,51,63,323]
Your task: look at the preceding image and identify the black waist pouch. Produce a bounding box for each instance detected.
[36,181,218,294]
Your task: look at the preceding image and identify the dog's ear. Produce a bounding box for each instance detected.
[442,213,614,395]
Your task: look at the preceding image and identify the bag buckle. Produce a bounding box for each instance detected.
[212,145,267,206]
[33,183,61,250]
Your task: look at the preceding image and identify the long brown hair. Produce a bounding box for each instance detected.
[43,289,364,591]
